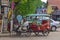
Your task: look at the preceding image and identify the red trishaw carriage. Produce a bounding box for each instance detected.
[29,19,50,36]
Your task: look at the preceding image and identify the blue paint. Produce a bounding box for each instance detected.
[16,15,22,23]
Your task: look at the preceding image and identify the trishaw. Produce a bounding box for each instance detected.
[13,14,50,36]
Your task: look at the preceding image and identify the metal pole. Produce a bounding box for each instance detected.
[10,9,13,32]
[10,0,14,33]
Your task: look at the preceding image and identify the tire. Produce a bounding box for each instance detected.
[26,32,31,37]
[34,32,39,35]
[42,29,49,36]
[26,29,31,37]
[51,26,57,31]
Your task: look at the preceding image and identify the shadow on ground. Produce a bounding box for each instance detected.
[0,34,48,38]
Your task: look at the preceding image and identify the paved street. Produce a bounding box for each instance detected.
[0,28,60,40]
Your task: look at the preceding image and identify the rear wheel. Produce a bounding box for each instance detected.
[42,29,49,36]
[51,26,57,31]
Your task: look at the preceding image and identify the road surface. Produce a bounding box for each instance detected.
[0,28,60,40]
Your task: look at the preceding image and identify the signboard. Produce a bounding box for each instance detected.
[1,0,9,6]
[17,15,22,23]
[4,7,8,17]
[7,9,12,20]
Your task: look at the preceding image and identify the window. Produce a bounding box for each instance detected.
[52,6,58,10]
[50,19,53,23]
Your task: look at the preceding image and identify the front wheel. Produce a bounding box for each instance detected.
[34,32,39,35]
[26,32,31,37]
[42,29,49,36]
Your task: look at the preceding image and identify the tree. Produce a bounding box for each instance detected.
[10,0,42,16]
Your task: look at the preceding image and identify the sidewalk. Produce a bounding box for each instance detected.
[0,32,16,37]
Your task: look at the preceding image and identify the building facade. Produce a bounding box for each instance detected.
[48,0,60,21]
[48,0,60,10]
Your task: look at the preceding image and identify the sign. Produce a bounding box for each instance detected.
[4,7,8,17]
[17,15,22,23]
[7,8,12,20]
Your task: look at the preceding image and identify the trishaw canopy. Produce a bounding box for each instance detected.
[25,14,50,17]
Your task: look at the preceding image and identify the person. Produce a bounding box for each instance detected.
[20,18,26,30]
